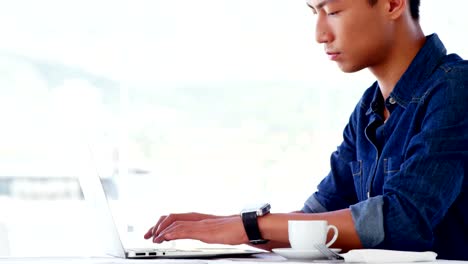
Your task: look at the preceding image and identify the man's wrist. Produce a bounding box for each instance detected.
[240,203,271,244]
[256,212,271,241]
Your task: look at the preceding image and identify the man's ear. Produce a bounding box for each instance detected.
[385,0,407,20]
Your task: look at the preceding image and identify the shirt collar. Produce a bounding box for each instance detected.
[389,34,447,108]
[366,84,384,116]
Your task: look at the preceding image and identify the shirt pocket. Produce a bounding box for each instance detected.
[349,160,365,200]
[383,156,404,175]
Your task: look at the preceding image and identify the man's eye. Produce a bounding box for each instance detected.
[327,11,340,16]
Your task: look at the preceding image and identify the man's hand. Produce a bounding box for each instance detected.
[143,213,249,245]
[143,209,362,252]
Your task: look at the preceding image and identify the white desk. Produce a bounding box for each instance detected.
[0,253,467,264]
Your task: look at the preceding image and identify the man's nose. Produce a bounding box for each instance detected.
[316,30,332,44]
[315,16,333,44]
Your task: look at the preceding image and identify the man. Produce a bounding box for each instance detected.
[144,0,468,260]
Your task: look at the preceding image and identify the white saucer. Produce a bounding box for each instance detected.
[272,248,342,260]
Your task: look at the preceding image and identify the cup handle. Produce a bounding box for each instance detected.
[325,225,339,247]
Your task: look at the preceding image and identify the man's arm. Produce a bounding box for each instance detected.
[258,209,362,251]
[249,210,300,251]
[144,209,362,252]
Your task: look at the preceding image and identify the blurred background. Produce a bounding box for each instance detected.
[0,0,466,257]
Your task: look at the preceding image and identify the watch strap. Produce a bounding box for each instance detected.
[241,211,269,244]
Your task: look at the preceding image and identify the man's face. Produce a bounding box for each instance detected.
[308,0,394,73]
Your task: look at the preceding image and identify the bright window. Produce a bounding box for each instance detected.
[0,0,466,257]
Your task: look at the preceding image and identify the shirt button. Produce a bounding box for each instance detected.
[389,97,396,105]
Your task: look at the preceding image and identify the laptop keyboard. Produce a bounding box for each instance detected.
[130,248,199,252]
[127,248,202,257]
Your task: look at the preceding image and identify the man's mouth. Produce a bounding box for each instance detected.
[326,52,341,61]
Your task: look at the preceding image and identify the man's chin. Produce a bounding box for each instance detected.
[337,63,365,73]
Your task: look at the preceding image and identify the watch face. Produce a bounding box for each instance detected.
[256,203,271,216]
[241,203,271,215]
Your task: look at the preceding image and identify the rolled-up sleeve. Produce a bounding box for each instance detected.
[304,189,386,248]
[302,193,328,213]
[350,196,385,247]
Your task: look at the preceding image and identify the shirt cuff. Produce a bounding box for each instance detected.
[350,196,385,248]
[302,193,328,213]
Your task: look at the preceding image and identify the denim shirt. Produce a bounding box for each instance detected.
[302,34,468,260]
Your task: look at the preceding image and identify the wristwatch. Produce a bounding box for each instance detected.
[240,203,271,244]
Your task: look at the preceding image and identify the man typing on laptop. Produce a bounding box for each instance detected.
[144,0,468,260]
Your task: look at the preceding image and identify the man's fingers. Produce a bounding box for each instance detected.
[145,213,185,240]
[143,215,168,239]
[151,213,204,239]
[144,227,153,239]
[153,221,193,243]
[149,216,248,245]
[144,213,221,241]
[154,214,179,238]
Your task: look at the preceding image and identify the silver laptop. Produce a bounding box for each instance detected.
[78,146,262,259]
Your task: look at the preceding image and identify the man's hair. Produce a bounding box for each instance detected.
[368,0,420,20]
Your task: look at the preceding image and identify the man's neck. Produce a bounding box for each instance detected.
[369,22,426,100]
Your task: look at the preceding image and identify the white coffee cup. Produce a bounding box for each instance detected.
[288,220,338,250]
